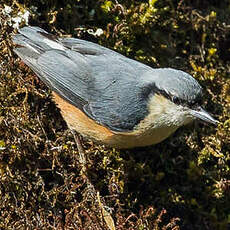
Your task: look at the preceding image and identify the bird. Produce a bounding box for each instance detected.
[13,26,218,149]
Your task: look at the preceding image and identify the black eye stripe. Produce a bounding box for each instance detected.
[170,94,202,108]
[172,96,180,104]
[141,83,202,108]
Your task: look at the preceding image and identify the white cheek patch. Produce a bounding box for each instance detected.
[43,38,65,50]
[147,94,193,127]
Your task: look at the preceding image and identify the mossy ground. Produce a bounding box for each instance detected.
[0,1,229,229]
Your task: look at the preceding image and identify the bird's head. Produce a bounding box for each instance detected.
[141,68,218,129]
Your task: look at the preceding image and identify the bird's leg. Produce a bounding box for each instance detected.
[70,130,87,174]
[70,130,115,228]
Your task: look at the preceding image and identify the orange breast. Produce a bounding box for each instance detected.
[52,92,116,142]
[52,92,178,149]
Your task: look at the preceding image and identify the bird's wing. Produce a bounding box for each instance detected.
[13,26,151,132]
[60,37,121,56]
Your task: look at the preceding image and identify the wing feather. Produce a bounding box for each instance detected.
[13,26,150,131]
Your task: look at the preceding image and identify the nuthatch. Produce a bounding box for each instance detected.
[13,26,218,149]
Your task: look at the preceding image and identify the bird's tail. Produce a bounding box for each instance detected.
[13,26,65,60]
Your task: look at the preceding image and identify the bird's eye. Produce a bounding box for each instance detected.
[172,96,180,104]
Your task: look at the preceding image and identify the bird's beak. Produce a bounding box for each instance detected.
[190,107,219,125]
